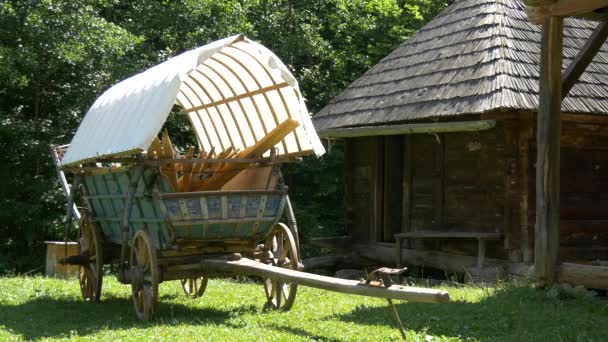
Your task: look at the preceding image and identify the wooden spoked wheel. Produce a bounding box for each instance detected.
[130,230,159,321]
[78,213,103,302]
[262,223,299,310]
[180,277,209,298]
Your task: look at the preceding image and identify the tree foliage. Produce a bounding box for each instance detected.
[0,0,449,272]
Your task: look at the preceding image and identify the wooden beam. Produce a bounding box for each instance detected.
[526,0,608,24]
[317,120,496,138]
[184,82,290,113]
[535,17,563,285]
[195,119,299,190]
[199,257,450,303]
[562,21,608,99]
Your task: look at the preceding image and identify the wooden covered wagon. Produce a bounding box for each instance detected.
[52,35,448,323]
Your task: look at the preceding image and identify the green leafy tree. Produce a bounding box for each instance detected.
[0,0,142,271]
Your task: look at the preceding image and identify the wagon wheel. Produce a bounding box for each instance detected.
[180,277,209,298]
[78,213,103,302]
[262,223,299,310]
[130,230,159,321]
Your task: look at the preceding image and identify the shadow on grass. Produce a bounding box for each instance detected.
[335,284,608,340]
[0,295,258,340]
[263,323,343,342]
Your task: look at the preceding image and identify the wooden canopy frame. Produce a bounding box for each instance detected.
[524,0,608,284]
[62,35,324,167]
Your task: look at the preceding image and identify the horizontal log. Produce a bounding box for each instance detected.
[558,262,608,289]
[199,257,449,303]
[318,120,496,138]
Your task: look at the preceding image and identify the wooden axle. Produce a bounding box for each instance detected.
[198,257,450,304]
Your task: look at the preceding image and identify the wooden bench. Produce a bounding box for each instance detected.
[394,231,502,269]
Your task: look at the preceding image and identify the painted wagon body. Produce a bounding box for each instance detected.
[81,166,285,247]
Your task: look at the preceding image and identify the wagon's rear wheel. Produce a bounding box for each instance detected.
[180,277,208,298]
[78,212,103,302]
[262,223,299,310]
[130,230,159,321]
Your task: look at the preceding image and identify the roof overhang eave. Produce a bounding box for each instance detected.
[317,119,497,139]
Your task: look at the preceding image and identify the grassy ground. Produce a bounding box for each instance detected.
[0,276,606,341]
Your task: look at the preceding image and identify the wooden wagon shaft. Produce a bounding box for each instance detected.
[198,257,450,304]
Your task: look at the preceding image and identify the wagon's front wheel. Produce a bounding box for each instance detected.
[130,230,159,321]
[78,212,103,302]
[262,223,300,310]
[180,277,208,298]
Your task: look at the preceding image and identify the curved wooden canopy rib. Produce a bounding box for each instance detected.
[62,35,324,166]
[176,41,309,157]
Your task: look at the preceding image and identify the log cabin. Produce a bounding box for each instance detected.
[313,0,608,288]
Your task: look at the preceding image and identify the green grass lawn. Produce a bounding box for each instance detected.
[0,276,606,341]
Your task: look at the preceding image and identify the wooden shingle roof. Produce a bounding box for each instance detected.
[313,0,608,132]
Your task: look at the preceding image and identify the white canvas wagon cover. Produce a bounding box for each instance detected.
[62,34,325,166]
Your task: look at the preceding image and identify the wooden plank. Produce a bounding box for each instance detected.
[372,137,384,242]
[535,17,563,284]
[177,147,195,192]
[195,119,299,190]
[562,21,608,99]
[503,121,517,252]
[402,136,413,234]
[518,119,534,263]
[383,136,391,242]
[435,134,445,229]
[382,135,404,242]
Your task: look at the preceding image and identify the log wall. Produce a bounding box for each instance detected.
[535,116,608,263]
[343,114,608,265]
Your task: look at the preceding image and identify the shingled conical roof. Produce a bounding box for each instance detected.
[313,0,608,132]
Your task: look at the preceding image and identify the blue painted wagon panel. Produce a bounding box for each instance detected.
[206,197,222,219]
[82,166,285,248]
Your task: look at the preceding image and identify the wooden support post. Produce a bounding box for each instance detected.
[535,17,563,284]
